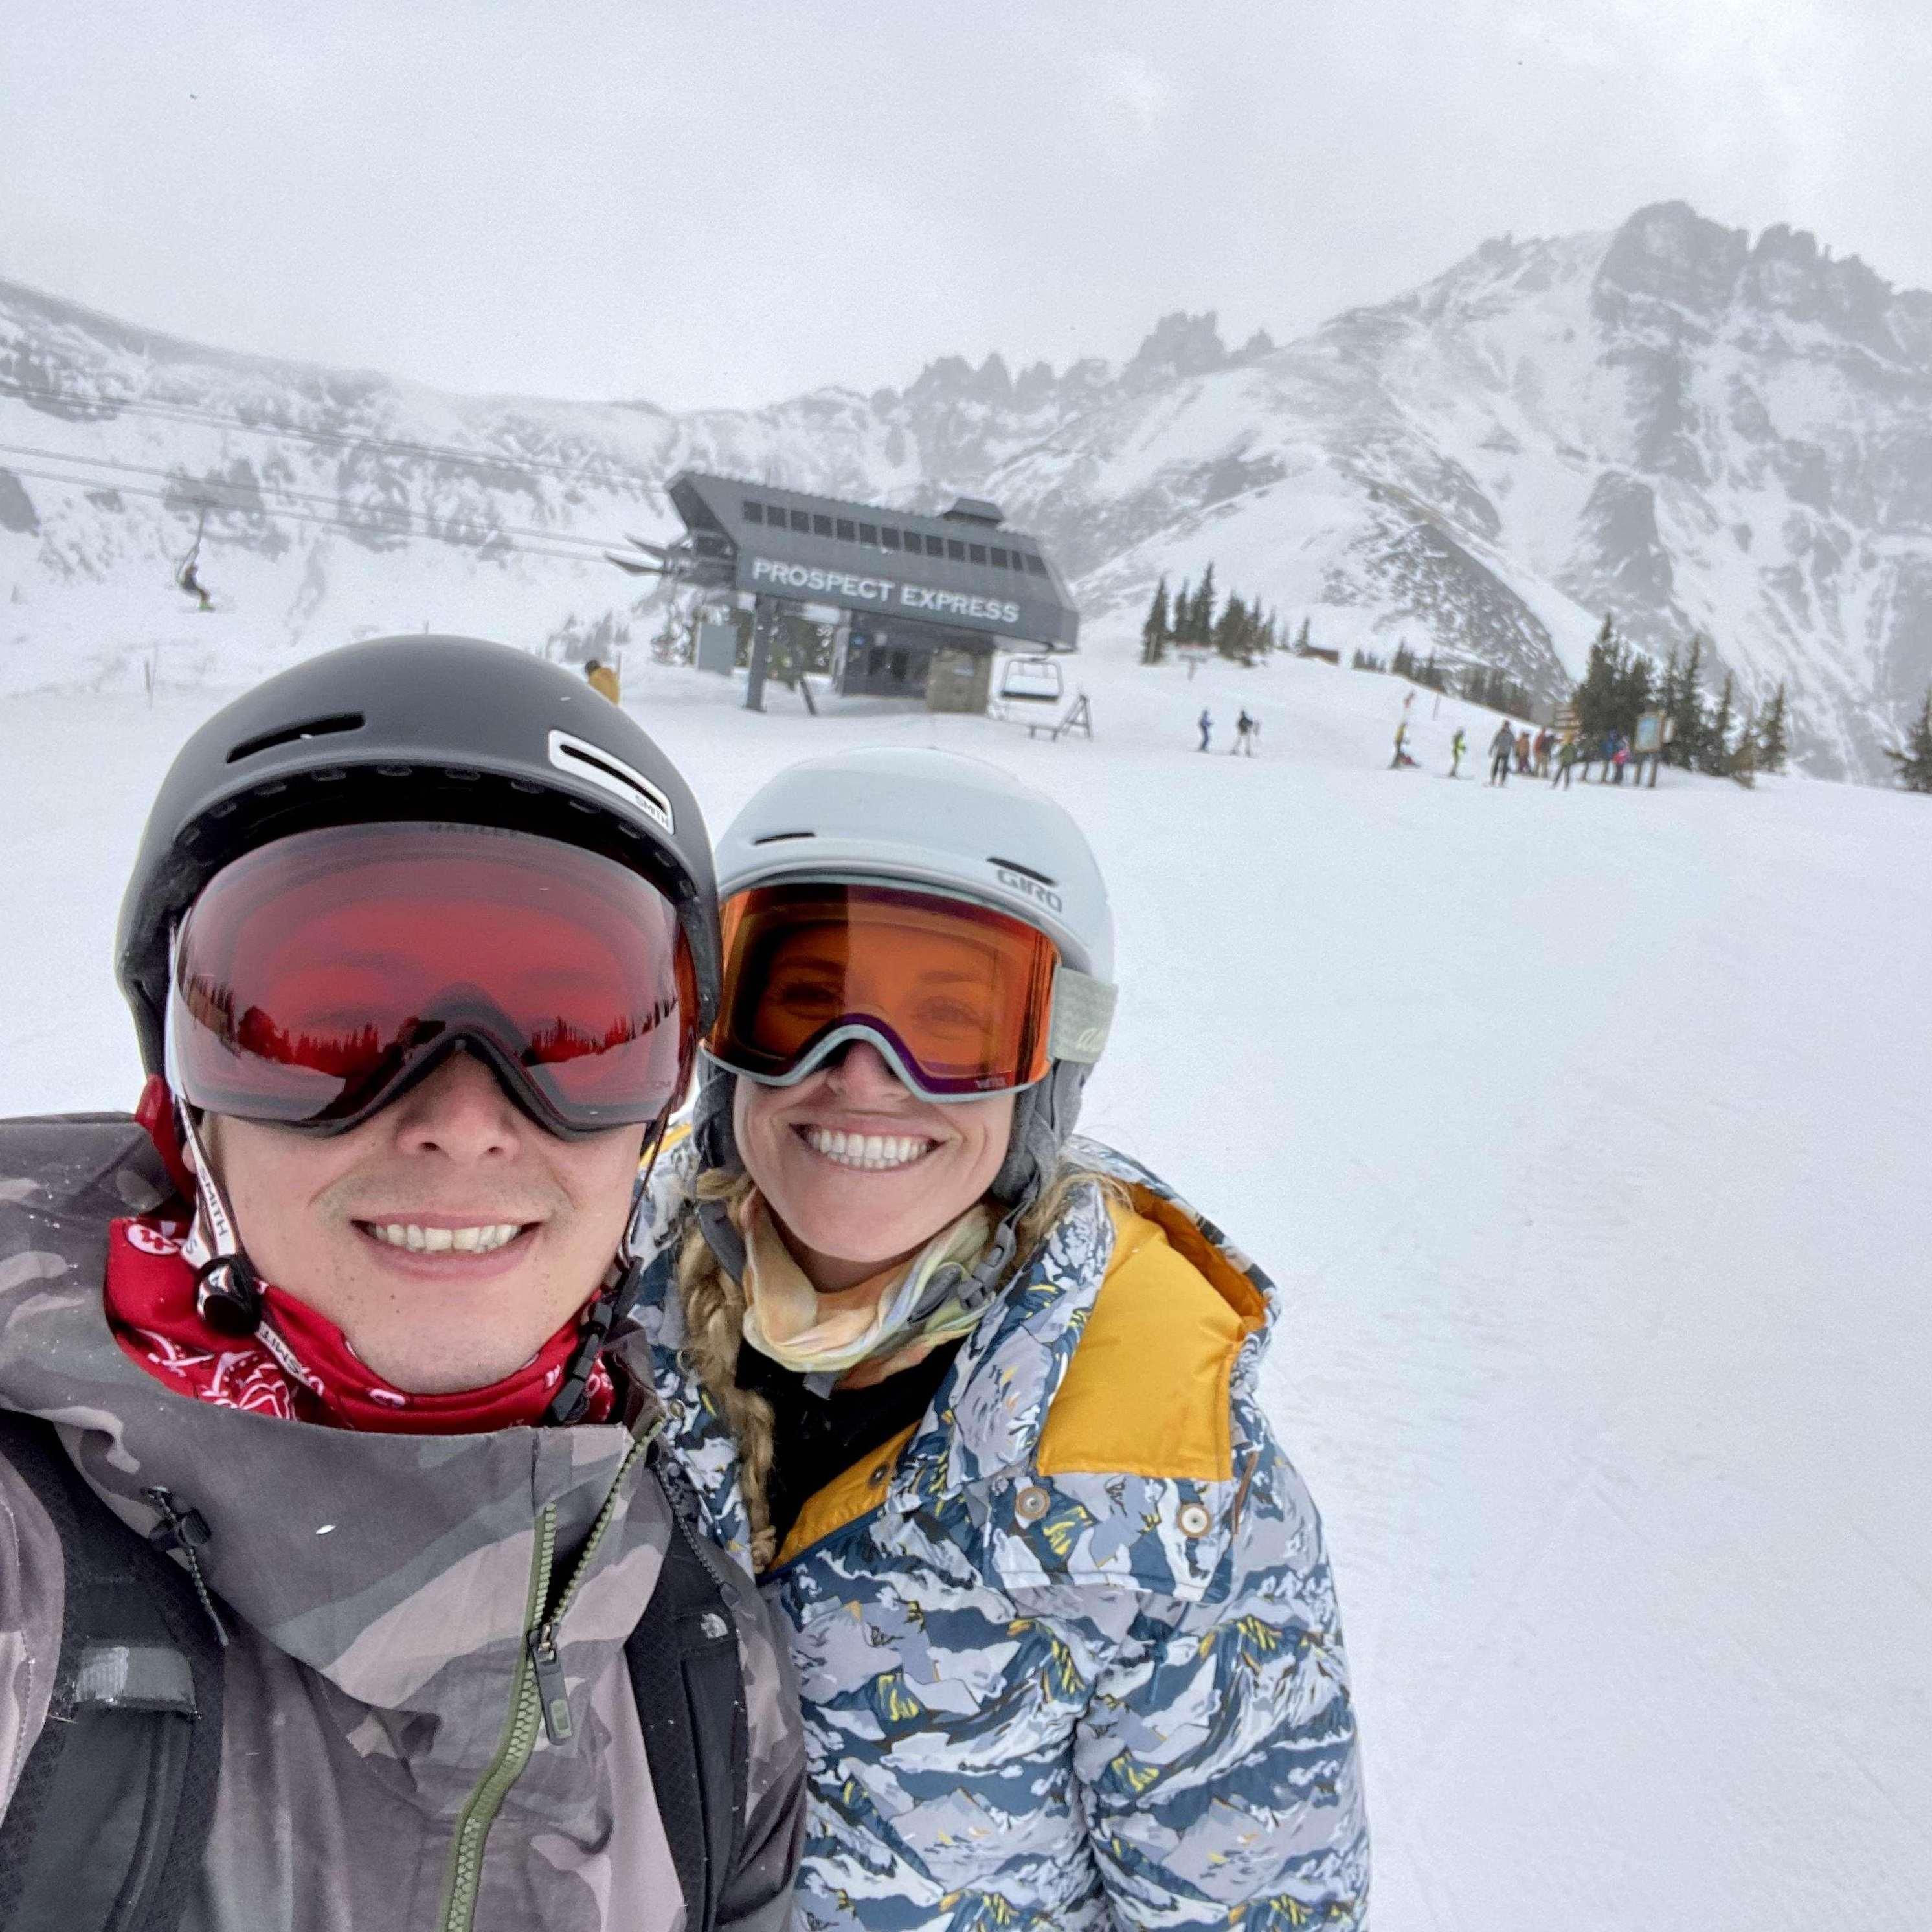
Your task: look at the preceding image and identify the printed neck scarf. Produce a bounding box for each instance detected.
[735,1190,997,1383]
[105,1215,614,1433]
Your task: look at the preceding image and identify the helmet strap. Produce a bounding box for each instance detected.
[176,1105,265,1337]
[544,1106,676,1426]
[908,1212,1016,1323]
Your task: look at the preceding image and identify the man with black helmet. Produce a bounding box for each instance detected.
[0,636,805,1931]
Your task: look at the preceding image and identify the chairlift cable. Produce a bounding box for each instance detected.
[0,442,639,562]
[0,373,660,492]
[0,436,632,560]
[1,460,634,568]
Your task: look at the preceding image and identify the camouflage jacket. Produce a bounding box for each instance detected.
[0,1115,807,1932]
[638,1138,1371,1930]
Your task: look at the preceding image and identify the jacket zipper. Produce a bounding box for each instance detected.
[438,1422,660,1932]
[654,1450,745,1606]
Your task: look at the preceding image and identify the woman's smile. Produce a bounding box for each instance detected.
[796,1125,938,1173]
[735,1041,1015,1286]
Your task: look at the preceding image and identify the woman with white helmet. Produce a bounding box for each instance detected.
[638,747,1368,1931]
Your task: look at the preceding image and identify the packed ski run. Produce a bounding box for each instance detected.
[3,637,1924,1930]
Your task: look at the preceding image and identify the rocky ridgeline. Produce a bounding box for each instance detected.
[3,201,1927,779]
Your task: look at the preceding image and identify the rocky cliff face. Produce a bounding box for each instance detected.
[4,201,1927,778]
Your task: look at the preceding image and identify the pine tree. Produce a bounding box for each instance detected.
[1885,686,1932,793]
[1140,577,1171,666]
[1213,592,1248,662]
[1658,645,1687,766]
[1757,681,1790,772]
[1729,706,1758,783]
[1711,672,1736,774]
[1575,615,1623,742]
[1622,651,1654,739]
[1670,635,1711,770]
[1294,617,1312,656]
[1191,564,1217,646]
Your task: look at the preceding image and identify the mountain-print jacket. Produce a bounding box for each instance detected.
[636,1136,1371,1931]
[0,1114,807,1931]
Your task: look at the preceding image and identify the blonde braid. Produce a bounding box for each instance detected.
[673,1168,780,1571]
[672,1160,1126,1573]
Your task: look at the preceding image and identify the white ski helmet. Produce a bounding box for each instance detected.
[697,747,1116,1209]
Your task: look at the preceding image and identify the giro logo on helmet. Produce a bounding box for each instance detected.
[994,866,1062,913]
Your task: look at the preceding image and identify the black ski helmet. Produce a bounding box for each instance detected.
[117,635,720,1084]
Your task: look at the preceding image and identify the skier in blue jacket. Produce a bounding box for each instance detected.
[640,748,1369,1931]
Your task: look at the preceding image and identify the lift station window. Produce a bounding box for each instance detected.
[720,481,1054,609]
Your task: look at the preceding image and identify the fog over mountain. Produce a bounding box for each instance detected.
[5,200,1929,780]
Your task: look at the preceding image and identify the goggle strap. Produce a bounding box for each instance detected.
[1048,967,1116,1066]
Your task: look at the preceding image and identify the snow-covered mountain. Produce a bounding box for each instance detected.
[5,199,1929,778]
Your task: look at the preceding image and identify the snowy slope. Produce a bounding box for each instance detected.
[5,201,1932,780]
[3,646,1927,1931]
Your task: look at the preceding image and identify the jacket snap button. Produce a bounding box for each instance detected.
[868,1463,890,1487]
[1177,1502,1212,1538]
[1014,1485,1051,1524]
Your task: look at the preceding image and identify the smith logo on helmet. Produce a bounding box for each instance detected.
[995,866,1062,912]
[548,730,676,835]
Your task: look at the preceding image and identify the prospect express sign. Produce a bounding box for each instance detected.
[743,554,1030,637]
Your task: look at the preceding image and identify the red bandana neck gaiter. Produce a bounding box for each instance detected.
[105,1217,615,1433]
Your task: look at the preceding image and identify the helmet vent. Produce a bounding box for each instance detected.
[225,712,364,765]
[751,831,814,845]
[989,855,1057,887]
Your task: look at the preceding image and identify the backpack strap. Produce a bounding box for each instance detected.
[0,1413,225,1932]
[625,1459,748,1932]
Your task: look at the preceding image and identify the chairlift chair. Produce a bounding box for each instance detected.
[174,508,216,612]
[998,655,1062,704]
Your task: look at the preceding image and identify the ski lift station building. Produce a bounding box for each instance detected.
[662,471,1080,713]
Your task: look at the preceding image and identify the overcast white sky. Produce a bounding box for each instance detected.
[6,2,1927,410]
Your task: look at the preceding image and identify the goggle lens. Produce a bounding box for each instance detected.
[170,822,695,1134]
[710,882,1057,1097]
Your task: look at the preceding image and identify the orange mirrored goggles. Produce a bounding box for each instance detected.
[708,882,1064,1099]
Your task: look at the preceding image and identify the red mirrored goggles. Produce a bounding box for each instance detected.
[168,822,697,1138]
[708,882,1061,1100]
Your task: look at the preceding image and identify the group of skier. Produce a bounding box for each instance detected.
[1480,721,1556,783]
[0,636,1367,1930]
[1196,704,1261,754]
